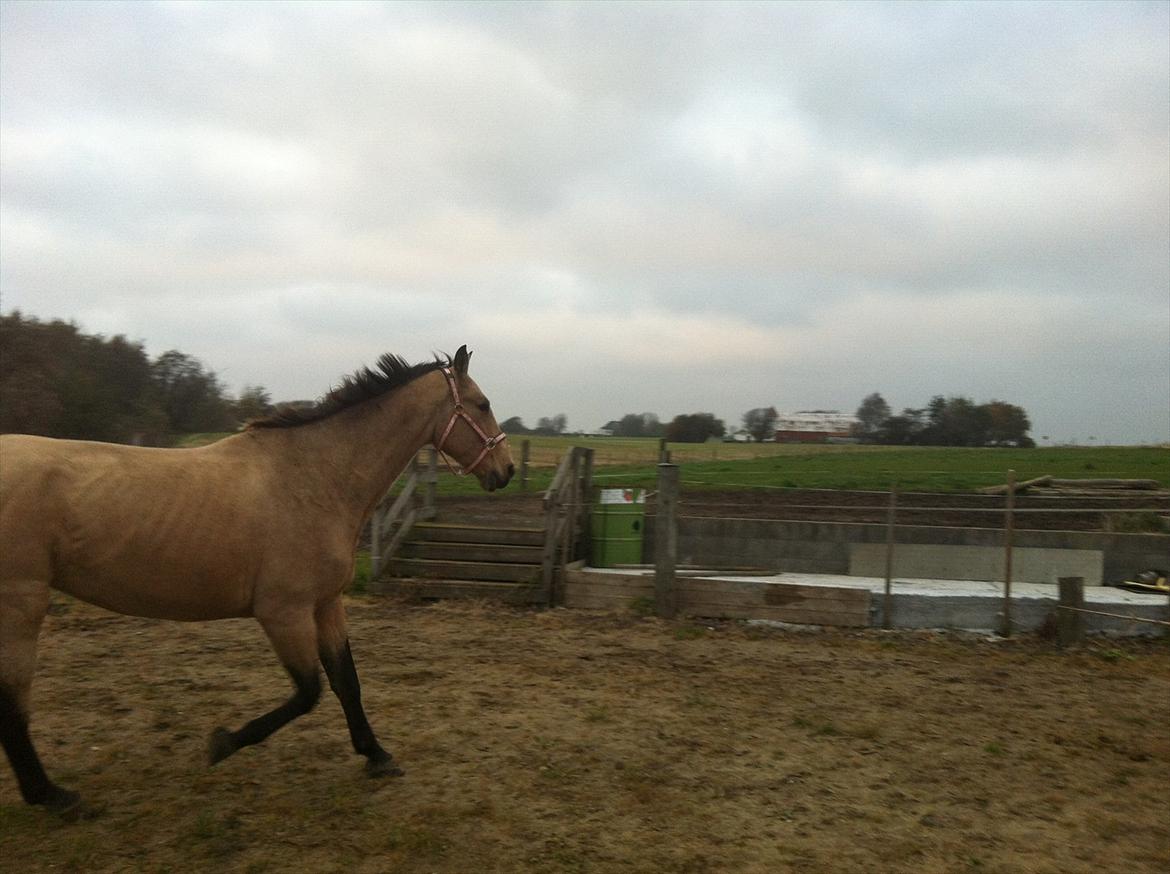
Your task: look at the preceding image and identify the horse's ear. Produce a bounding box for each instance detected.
[453,345,471,375]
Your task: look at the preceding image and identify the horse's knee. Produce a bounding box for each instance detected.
[290,667,321,715]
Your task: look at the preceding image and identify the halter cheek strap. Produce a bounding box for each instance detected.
[435,367,507,476]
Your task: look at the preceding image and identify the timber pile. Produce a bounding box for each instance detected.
[979,476,1169,498]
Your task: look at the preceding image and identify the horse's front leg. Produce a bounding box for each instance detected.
[208,609,321,765]
[317,598,403,778]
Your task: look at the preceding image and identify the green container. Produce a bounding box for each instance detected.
[590,488,646,567]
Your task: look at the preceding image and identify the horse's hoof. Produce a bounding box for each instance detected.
[208,727,236,766]
[44,787,93,821]
[365,756,405,779]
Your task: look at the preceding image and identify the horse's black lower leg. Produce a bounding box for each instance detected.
[321,641,403,777]
[0,687,80,814]
[208,667,321,766]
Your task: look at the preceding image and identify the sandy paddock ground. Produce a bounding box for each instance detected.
[1,595,1167,873]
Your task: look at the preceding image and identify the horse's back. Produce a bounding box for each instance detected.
[0,434,264,619]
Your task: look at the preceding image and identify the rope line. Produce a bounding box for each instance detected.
[538,499,1165,517]
[1056,605,1170,628]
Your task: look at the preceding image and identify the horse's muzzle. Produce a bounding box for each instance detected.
[483,463,515,492]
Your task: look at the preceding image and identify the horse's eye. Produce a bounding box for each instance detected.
[478,402,491,413]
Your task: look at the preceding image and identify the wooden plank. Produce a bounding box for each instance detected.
[566,575,869,604]
[564,592,644,611]
[568,580,659,603]
[1049,478,1160,490]
[680,597,869,620]
[380,507,419,571]
[383,470,419,520]
[978,475,1051,495]
[682,601,870,626]
[563,572,871,626]
[680,579,869,603]
[383,579,545,604]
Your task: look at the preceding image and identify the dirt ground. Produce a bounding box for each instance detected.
[1,596,1168,874]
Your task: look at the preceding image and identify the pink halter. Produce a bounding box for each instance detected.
[435,366,507,475]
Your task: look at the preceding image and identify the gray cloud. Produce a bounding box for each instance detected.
[2,0,1167,443]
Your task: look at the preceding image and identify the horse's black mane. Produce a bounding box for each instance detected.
[248,353,450,429]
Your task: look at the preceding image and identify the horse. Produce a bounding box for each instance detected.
[0,345,513,816]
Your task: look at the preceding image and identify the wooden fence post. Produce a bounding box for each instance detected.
[371,504,383,580]
[655,463,679,619]
[1001,469,1016,637]
[520,439,530,491]
[1056,576,1085,648]
[424,448,437,518]
[561,449,580,571]
[883,482,898,630]
[577,448,595,560]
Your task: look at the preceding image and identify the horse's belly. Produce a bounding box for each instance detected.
[53,545,255,621]
[54,571,253,621]
[54,493,260,620]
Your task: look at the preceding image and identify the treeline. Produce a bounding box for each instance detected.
[854,392,1033,447]
[0,312,272,445]
[506,411,730,443]
[1,312,1035,451]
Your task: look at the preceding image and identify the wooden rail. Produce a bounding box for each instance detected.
[370,448,438,579]
[541,446,594,606]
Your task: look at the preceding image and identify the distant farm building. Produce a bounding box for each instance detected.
[774,411,859,444]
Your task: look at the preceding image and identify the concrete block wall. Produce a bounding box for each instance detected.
[642,516,1168,586]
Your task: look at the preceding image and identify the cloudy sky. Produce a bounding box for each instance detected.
[2,1,1167,443]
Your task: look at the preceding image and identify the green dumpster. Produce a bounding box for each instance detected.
[590,488,646,567]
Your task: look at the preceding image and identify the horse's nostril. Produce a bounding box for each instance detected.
[507,463,515,479]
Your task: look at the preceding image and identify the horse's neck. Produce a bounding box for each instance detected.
[276,378,439,523]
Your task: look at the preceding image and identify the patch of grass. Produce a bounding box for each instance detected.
[628,596,655,617]
[189,810,245,859]
[584,706,612,723]
[673,624,708,640]
[793,715,843,737]
[984,742,1005,756]
[1095,649,1135,663]
[349,550,372,594]
[384,822,448,856]
[538,761,577,784]
[1089,816,1128,843]
[1110,767,1140,787]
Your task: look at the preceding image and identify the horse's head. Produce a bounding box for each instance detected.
[432,345,514,492]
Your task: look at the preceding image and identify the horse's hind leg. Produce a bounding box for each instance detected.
[208,609,322,765]
[316,598,402,777]
[0,579,80,814]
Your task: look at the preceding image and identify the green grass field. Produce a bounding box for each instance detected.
[176,432,1168,495]
[440,439,1169,495]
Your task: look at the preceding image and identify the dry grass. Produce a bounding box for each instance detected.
[2,597,1168,873]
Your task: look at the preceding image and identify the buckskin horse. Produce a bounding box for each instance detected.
[0,346,513,815]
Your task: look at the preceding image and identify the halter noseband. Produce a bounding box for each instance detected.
[435,366,507,476]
